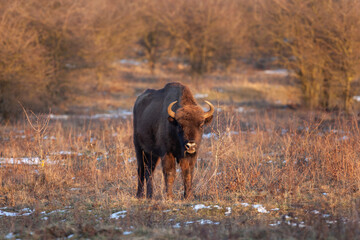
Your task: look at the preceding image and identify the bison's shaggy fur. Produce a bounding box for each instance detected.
[133,82,213,199]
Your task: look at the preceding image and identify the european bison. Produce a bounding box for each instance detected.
[133,82,214,199]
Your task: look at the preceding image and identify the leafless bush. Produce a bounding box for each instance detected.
[149,0,245,75]
[256,0,360,111]
[0,3,52,120]
[0,0,141,119]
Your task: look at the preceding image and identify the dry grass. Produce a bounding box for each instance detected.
[1,67,360,239]
[1,107,360,238]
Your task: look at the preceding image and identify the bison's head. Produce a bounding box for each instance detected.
[167,100,214,155]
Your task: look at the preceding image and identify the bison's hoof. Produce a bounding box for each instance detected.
[136,192,145,199]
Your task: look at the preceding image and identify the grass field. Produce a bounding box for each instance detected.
[1,64,360,239]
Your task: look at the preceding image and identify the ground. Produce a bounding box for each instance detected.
[1,63,360,239]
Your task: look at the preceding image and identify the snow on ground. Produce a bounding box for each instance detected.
[110,210,127,219]
[43,136,56,140]
[49,109,132,120]
[238,203,269,213]
[264,69,290,76]
[202,130,241,140]
[0,208,34,217]
[174,219,220,228]
[5,232,16,239]
[172,223,181,228]
[252,204,269,213]
[0,151,105,166]
[45,209,69,215]
[202,132,218,139]
[353,96,360,102]
[194,93,209,99]
[192,204,225,212]
[117,59,143,66]
[0,155,62,166]
[236,107,255,113]
[197,219,220,225]
[0,157,43,165]
[191,204,232,217]
[193,204,212,211]
[163,209,180,213]
[269,220,306,228]
[225,207,231,216]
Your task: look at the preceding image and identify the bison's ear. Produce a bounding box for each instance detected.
[204,115,213,125]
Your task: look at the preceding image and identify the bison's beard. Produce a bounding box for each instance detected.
[184,150,196,157]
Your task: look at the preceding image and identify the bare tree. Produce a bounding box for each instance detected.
[259,0,360,111]
[151,0,244,75]
[318,0,360,111]
[0,2,52,120]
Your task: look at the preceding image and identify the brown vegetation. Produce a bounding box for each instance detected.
[1,100,359,238]
[258,0,360,111]
[0,71,359,238]
[1,0,360,238]
[1,0,359,120]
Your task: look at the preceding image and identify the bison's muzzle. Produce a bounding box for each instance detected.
[185,141,196,154]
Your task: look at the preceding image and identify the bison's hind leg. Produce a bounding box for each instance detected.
[143,151,160,199]
[134,139,159,199]
[135,140,145,198]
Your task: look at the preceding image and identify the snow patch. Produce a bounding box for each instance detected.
[353,96,360,102]
[0,157,42,165]
[194,93,209,99]
[202,133,217,139]
[5,232,16,239]
[225,207,232,216]
[264,69,289,76]
[252,204,269,213]
[49,109,132,121]
[197,219,220,225]
[117,59,142,66]
[193,204,211,211]
[193,204,224,212]
[173,223,181,228]
[0,208,34,217]
[110,210,127,219]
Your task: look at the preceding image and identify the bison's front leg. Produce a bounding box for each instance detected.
[180,157,196,199]
[162,153,176,199]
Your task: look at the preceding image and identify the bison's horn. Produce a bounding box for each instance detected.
[203,100,214,119]
[167,101,177,118]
